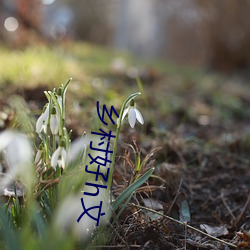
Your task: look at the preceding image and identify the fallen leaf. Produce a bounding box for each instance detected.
[237,231,250,248]
[142,198,164,221]
[200,224,229,237]
[143,198,163,211]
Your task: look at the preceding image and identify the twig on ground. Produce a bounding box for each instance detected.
[221,189,236,221]
[166,178,183,215]
[129,203,238,249]
[233,192,250,227]
[88,244,141,248]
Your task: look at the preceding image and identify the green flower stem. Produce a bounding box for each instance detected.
[44,95,53,164]
[61,78,71,127]
[48,92,63,136]
[48,79,71,136]
[52,134,56,152]
[107,92,141,199]
[63,127,70,150]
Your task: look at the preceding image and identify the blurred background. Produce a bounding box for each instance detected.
[1,0,250,72]
[0,2,250,249]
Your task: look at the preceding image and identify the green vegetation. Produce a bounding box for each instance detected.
[0,42,249,249]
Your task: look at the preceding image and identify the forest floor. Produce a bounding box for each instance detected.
[0,42,250,249]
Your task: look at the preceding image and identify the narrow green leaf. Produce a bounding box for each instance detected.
[0,208,21,250]
[112,192,133,225]
[112,167,154,211]
[135,152,141,173]
[62,78,72,97]
[32,209,45,237]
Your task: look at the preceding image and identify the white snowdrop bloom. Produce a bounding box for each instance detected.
[35,149,42,164]
[35,144,43,164]
[54,194,94,241]
[54,188,110,241]
[122,99,144,128]
[0,130,33,190]
[51,145,67,169]
[36,103,50,133]
[57,95,63,111]
[50,106,60,135]
[67,134,90,164]
[56,87,63,111]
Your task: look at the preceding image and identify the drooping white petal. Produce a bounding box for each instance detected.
[54,188,111,240]
[36,113,45,133]
[0,130,13,151]
[51,147,61,168]
[122,107,129,121]
[57,96,63,111]
[135,109,144,125]
[59,148,67,169]
[44,103,50,117]
[68,135,90,163]
[50,114,59,135]
[36,104,50,134]
[57,158,64,169]
[54,194,95,240]
[51,147,67,169]
[128,107,137,128]
[41,121,48,133]
[0,130,33,191]
[5,133,32,170]
[121,101,144,128]
[35,149,43,164]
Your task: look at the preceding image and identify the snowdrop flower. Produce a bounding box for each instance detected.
[50,106,60,135]
[57,87,63,111]
[54,188,110,241]
[51,143,67,169]
[36,103,50,133]
[0,130,33,190]
[35,144,43,164]
[67,134,89,164]
[57,95,63,112]
[122,99,144,128]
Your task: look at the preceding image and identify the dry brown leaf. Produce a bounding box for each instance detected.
[200,224,229,237]
[237,231,250,248]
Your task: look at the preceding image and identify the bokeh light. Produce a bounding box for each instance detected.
[4,17,19,32]
[50,24,67,40]
[41,0,55,5]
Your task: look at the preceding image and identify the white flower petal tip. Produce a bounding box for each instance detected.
[122,104,144,128]
[35,150,42,164]
[135,109,144,125]
[36,104,49,134]
[0,130,33,189]
[50,114,59,135]
[57,96,63,111]
[51,146,67,169]
[121,108,129,121]
[128,108,136,128]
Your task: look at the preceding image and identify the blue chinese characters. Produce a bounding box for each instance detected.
[77,102,119,226]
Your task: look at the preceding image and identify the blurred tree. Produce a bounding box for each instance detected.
[0,0,42,46]
[1,0,250,71]
[63,0,115,44]
[204,0,250,71]
[160,0,250,71]
[16,0,41,32]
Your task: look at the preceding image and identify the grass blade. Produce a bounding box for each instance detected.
[112,167,154,211]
